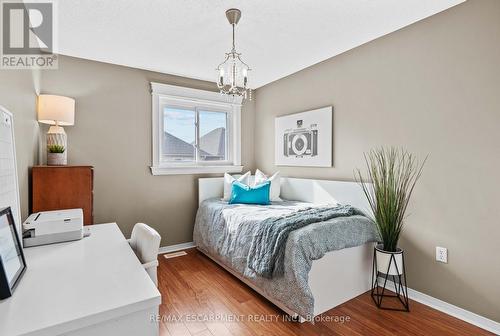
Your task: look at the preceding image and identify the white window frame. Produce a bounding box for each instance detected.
[150,82,243,175]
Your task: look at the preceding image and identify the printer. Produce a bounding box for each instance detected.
[23,209,84,247]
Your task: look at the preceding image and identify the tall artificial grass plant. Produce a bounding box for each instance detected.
[355,148,426,252]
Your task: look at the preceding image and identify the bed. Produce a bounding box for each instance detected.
[194,177,377,321]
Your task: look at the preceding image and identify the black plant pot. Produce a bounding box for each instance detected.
[371,244,410,311]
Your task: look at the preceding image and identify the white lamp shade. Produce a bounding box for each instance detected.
[37,94,75,126]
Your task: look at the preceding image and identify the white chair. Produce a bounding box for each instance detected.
[128,223,161,286]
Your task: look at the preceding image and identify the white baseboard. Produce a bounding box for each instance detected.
[381,280,500,334]
[158,242,196,254]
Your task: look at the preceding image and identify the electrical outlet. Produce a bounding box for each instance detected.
[436,246,448,263]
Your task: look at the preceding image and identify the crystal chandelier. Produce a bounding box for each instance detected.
[216,8,251,100]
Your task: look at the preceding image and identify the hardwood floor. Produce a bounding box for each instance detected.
[157,248,492,336]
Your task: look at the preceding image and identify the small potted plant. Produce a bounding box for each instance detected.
[356,147,426,310]
[47,144,67,166]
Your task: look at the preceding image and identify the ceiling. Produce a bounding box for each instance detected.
[57,0,465,88]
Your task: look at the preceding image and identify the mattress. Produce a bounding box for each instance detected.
[193,198,378,318]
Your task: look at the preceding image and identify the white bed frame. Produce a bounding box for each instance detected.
[198,176,374,320]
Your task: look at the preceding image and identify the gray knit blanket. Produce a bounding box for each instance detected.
[248,205,356,278]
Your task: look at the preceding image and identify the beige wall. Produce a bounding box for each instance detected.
[0,70,39,219]
[13,55,254,246]
[254,0,500,321]
[2,58,255,246]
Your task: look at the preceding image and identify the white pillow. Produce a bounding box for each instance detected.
[254,169,281,202]
[222,172,251,201]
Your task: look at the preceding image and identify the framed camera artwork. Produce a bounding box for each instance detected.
[275,106,333,167]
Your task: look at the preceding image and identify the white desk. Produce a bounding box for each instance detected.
[0,223,161,336]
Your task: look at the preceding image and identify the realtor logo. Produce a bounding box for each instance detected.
[1,1,58,69]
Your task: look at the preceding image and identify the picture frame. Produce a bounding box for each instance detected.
[0,206,27,300]
[275,106,333,167]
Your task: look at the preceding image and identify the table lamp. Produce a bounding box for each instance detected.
[37,94,75,165]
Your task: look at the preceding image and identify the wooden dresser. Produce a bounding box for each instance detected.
[31,166,94,225]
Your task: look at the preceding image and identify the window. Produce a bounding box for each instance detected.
[163,108,228,163]
[151,83,242,175]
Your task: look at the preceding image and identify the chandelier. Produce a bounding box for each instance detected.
[216,8,251,100]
